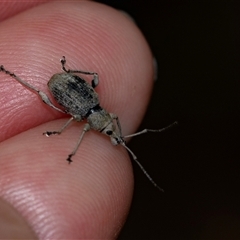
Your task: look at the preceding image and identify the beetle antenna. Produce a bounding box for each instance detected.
[121,142,164,192]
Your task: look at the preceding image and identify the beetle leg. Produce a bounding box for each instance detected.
[0,65,65,114]
[67,123,91,163]
[109,113,124,138]
[43,117,74,136]
[124,121,178,138]
[60,56,99,88]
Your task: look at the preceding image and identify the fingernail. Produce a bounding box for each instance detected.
[0,198,37,239]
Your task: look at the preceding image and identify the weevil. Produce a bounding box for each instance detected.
[0,56,177,191]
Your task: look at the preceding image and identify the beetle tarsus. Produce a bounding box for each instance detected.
[67,155,73,164]
[43,131,60,136]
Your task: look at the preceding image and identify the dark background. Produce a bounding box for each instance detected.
[96,1,240,239]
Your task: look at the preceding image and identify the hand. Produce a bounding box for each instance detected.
[0,1,154,238]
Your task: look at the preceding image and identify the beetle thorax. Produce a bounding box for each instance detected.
[87,108,112,131]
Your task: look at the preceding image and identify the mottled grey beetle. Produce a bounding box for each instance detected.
[0,56,177,191]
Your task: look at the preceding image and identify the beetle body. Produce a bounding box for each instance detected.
[0,56,177,191]
[49,73,99,121]
[48,73,117,136]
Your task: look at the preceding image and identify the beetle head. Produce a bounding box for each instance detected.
[101,121,124,145]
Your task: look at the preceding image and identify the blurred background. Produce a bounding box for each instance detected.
[96,1,240,239]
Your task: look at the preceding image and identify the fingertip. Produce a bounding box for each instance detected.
[0,1,154,139]
[0,119,133,238]
[0,2,154,237]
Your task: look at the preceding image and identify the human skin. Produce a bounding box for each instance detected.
[0,1,154,239]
